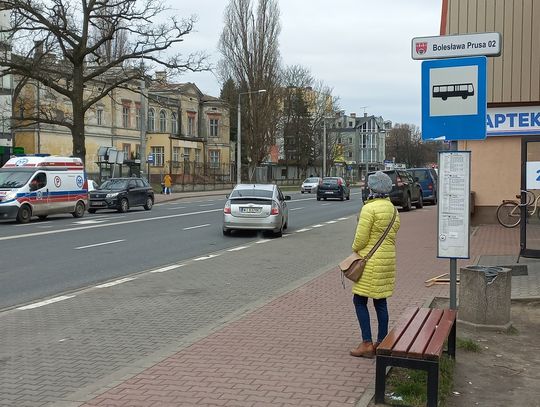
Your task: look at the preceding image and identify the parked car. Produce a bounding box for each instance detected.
[300,177,322,194]
[362,170,423,211]
[88,177,154,213]
[223,184,290,237]
[408,168,438,204]
[316,177,350,201]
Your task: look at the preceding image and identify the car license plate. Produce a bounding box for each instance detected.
[325,191,333,194]
[241,207,260,213]
[91,201,106,206]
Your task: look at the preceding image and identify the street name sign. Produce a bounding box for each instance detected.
[422,56,487,141]
[412,32,501,60]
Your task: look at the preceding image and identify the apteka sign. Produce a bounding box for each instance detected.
[487,107,540,136]
[412,32,501,60]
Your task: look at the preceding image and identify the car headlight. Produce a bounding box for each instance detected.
[106,192,119,198]
[3,191,17,201]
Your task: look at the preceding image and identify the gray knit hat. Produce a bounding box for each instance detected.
[368,171,392,194]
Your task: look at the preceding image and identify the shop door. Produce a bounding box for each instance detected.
[521,138,540,257]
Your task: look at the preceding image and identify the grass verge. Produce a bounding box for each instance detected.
[384,355,455,406]
[457,337,481,352]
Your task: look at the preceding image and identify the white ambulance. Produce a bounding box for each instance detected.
[0,155,88,223]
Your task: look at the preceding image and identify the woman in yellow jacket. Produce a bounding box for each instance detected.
[350,171,400,358]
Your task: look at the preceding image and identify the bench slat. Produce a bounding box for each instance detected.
[391,308,431,357]
[377,307,419,356]
[424,309,457,360]
[407,308,444,359]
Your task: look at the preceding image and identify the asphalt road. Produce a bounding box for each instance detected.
[0,190,364,310]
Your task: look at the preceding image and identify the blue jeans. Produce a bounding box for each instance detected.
[353,294,389,343]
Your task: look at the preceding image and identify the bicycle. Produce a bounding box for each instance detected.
[496,190,540,228]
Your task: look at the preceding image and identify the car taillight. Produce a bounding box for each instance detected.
[271,201,279,215]
[428,183,433,190]
[224,200,231,214]
[396,176,404,187]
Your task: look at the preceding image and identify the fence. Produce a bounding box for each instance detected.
[150,161,235,192]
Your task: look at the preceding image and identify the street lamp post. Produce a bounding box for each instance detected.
[237,89,266,185]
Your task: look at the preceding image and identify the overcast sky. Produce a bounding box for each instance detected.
[167,0,442,128]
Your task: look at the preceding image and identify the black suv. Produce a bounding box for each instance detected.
[362,170,423,211]
[88,177,154,213]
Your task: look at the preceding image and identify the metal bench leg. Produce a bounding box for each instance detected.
[375,356,388,404]
[426,362,439,407]
[448,319,457,358]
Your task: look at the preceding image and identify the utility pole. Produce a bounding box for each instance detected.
[139,67,147,180]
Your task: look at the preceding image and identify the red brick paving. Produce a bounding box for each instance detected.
[83,207,519,406]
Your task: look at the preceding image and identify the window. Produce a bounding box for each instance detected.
[349,121,353,127]
[209,150,220,168]
[122,144,131,160]
[183,147,190,161]
[195,149,200,163]
[29,172,47,191]
[151,146,164,166]
[96,107,104,125]
[348,151,353,158]
[135,144,141,159]
[188,116,194,135]
[349,137,353,144]
[135,107,141,130]
[172,147,180,163]
[171,112,178,135]
[159,110,167,132]
[209,118,219,137]
[122,105,130,128]
[147,109,155,131]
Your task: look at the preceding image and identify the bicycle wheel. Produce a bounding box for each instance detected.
[497,202,521,228]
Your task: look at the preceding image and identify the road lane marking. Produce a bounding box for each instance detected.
[0,208,222,242]
[95,277,137,288]
[74,239,125,250]
[311,224,324,228]
[194,254,221,261]
[17,295,75,310]
[321,203,331,206]
[296,228,311,233]
[227,246,249,252]
[338,217,351,220]
[167,206,186,210]
[325,220,337,224]
[150,264,185,273]
[73,219,108,225]
[198,204,215,207]
[183,224,210,231]
[255,239,271,244]
[289,207,304,211]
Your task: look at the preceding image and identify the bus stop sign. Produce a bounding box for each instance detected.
[421,56,487,141]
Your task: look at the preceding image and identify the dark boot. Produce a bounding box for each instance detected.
[350,341,375,358]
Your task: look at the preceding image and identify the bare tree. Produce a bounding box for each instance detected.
[218,0,281,177]
[385,123,444,167]
[0,0,209,163]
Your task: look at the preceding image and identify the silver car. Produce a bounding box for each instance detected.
[223,184,291,237]
[301,177,321,194]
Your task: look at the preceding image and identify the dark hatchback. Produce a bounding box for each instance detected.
[362,170,423,211]
[316,177,350,201]
[88,177,154,213]
[408,168,438,204]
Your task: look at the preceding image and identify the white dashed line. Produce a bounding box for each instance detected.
[167,206,186,210]
[198,204,215,207]
[95,277,137,288]
[150,264,185,273]
[338,217,350,220]
[311,224,324,228]
[73,219,108,225]
[321,203,331,206]
[296,228,311,233]
[74,239,125,250]
[255,239,271,244]
[325,220,337,224]
[227,246,249,252]
[193,254,221,261]
[17,295,75,310]
[183,224,210,230]
[290,207,304,211]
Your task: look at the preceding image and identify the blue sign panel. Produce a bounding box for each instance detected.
[422,56,487,141]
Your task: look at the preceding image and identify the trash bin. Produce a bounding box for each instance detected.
[458,265,512,330]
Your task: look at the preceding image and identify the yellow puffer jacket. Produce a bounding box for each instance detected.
[351,197,400,299]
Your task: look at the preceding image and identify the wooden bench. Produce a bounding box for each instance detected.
[375,307,457,407]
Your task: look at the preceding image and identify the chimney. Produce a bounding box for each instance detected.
[155,71,167,82]
[350,113,356,118]
[364,112,368,117]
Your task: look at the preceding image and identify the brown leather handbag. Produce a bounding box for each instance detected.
[339,209,397,283]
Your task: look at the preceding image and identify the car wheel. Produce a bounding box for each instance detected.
[301,191,304,194]
[38,215,48,220]
[222,228,231,236]
[143,196,153,210]
[118,198,129,213]
[402,193,412,211]
[88,209,97,214]
[316,197,321,201]
[72,201,86,218]
[347,194,350,200]
[415,194,424,209]
[16,205,32,223]
[274,224,283,237]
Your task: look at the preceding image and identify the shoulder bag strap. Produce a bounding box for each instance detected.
[364,208,397,260]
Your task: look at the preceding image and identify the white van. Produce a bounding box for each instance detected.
[0,155,88,223]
